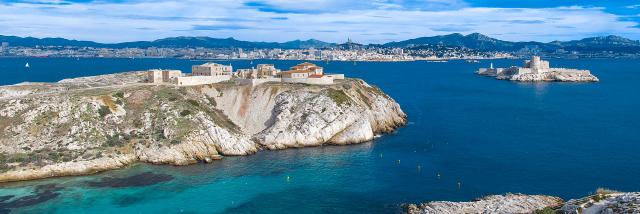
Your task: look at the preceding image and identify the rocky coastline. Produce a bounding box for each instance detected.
[0,71,406,183]
[405,189,640,214]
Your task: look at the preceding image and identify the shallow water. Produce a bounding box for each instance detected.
[0,57,639,213]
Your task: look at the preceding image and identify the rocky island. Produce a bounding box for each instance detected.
[0,66,406,183]
[405,189,640,214]
[477,56,599,82]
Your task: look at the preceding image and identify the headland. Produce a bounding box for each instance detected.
[0,62,406,183]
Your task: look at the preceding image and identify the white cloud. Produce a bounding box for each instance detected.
[0,0,638,43]
[625,4,640,9]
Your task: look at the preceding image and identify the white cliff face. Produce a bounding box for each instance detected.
[0,72,406,182]
[405,193,564,214]
[255,91,363,149]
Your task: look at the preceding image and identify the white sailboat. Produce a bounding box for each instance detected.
[25,63,30,68]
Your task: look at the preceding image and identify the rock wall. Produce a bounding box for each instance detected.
[0,72,406,183]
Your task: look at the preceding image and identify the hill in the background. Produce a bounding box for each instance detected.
[382,33,640,52]
[2,33,639,52]
[0,36,335,49]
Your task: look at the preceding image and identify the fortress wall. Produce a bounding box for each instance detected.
[236,78,282,86]
[551,68,591,75]
[326,74,345,80]
[282,76,334,85]
[175,75,231,86]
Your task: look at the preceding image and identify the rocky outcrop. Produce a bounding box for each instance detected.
[405,193,563,214]
[559,190,640,214]
[406,190,640,214]
[0,72,406,183]
[496,72,599,82]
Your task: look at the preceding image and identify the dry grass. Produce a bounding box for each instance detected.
[100,95,117,111]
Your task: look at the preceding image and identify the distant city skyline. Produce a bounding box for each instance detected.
[1,0,639,44]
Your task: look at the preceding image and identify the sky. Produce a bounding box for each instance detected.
[0,0,639,44]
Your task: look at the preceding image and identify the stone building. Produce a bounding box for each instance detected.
[192,63,233,76]
[147,69,182,84]
[235,64,281,79]
[278,62,324,79]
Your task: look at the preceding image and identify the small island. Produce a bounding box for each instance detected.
[477,56,599,82]
[0,63,406,183]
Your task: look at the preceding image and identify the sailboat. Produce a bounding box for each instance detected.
[25,63,30,68]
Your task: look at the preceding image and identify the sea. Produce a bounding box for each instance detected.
[0,57,639,213]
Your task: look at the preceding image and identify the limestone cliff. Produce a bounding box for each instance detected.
[0,72,406,183]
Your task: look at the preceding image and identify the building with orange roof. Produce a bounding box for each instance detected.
[279,62,324,79]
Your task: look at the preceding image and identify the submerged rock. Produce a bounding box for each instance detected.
[86,172,173,188]
[0,184,62,212]
[0,72,406,182]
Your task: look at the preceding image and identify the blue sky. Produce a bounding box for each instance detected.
[0,0,639,43]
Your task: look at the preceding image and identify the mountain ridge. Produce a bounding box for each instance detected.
[2,34,639,51]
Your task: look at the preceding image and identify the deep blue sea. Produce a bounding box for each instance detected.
[0,57,639,213]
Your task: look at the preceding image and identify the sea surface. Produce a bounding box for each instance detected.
[0,57,639,213]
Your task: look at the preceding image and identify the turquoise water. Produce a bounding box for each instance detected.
[0,58,639,213]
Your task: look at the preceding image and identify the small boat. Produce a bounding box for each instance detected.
[25,63,30,68]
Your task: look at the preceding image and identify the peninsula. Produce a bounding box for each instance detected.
[477,56,599,82]
[0,63,406,182]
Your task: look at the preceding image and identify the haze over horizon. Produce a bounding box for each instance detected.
[1,0,640,44]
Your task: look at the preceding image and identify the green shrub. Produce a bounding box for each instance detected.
[187,99,200,107]
[534,207,557,214]
[326,89,352,106]
[103,134,123,147]
[180,110,191,116]
[113,92,124,99]
[98,105,111,117]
